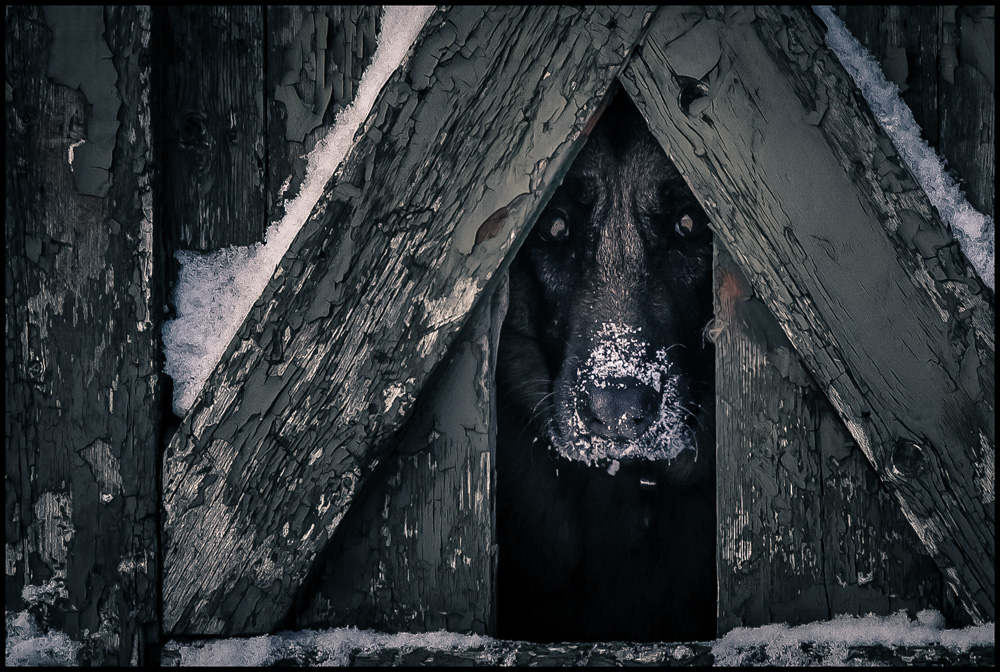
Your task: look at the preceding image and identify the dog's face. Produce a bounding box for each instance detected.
[499,95,715,473]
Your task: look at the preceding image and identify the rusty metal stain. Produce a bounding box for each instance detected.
[474,206,509,247]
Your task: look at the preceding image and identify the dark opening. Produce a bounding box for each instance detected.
[495,89,717,643]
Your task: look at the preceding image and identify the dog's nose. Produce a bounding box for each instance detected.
[582,376,659,440]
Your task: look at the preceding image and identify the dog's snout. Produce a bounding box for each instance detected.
[583,376,659,440]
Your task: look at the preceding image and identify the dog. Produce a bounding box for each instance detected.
[495,90,717,643]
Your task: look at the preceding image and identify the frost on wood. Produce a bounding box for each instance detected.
[622,5,994,623]
[5,611,81,667]
[711,610,994,667]
[814,5,995,290]
[160,6,653,636]
[162,5,435,416]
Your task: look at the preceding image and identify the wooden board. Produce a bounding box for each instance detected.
[817,395,944,620]
[161,5,656,636]
[153,636,995,667]
[621,5,994,622]
[5,6,161,665]
[714,244,829,630]
[293,278,506,635]
[835,6,994,218]
[714,244,942,632]
[155,6,266,253]
[265,6,381,222]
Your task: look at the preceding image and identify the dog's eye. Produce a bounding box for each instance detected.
[674,212,706,239]
[539,215,570,243]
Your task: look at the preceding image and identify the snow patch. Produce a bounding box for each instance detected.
[162,6,437,416]
[156,612,993,667]
[712,609,994,666]
[5,611,80,667]
[163,626,494,667]
[814,5,995,290]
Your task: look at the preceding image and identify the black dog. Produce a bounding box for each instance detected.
[496,91,716,643]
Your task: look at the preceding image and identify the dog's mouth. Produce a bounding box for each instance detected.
[546,323,706,469]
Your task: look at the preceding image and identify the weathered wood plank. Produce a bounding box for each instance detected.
[835,6,994,219]
[348,642,994,667]
[5,6,161,664]
[715,243,943,632]
[817,397,944,619]
[266,6,381,222]
[156,6,266,252]
[293,278,506,635]
[939,6,994,218]
[621,5,994,621]
[161,5,656,636]
[714,244,828,631]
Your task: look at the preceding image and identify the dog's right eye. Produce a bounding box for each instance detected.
[538,215,570,243]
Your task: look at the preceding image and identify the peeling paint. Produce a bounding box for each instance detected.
[42,6,121,197]
[6,544,24,576]
[81,439,123,498]
[162,4,651,635]
[975,430,995,505]
[30,492,74,579]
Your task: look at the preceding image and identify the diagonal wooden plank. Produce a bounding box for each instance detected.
[161,5,656,636]
[621,5,994,622]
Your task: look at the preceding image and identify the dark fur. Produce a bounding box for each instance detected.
[496,92,716,642]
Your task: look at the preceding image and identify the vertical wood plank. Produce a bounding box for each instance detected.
[5,6,161,665]
[818,401,944,619]
[835,5,994,218]
[939,6,994,219]
[714,241,944,634]
[292,279,506,635]
[156,5,266,252]
[833,6,943,147]
[714,244,828,632]
[265,6,381,224]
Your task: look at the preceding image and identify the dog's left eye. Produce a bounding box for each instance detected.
[674,212,707,240]
[539,215,570,243]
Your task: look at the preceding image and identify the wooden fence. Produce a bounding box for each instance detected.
[5,5,994,666]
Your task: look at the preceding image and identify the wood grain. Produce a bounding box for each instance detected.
[156,6,266,252]
[6,6,161,664]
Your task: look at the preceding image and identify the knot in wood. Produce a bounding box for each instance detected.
[677,76,710,116]
[179,112,209,148]
[890,440,925,479]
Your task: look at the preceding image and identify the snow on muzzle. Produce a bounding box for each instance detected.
[551,323,699,467]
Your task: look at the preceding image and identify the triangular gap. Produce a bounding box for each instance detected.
[494,81,718,643]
